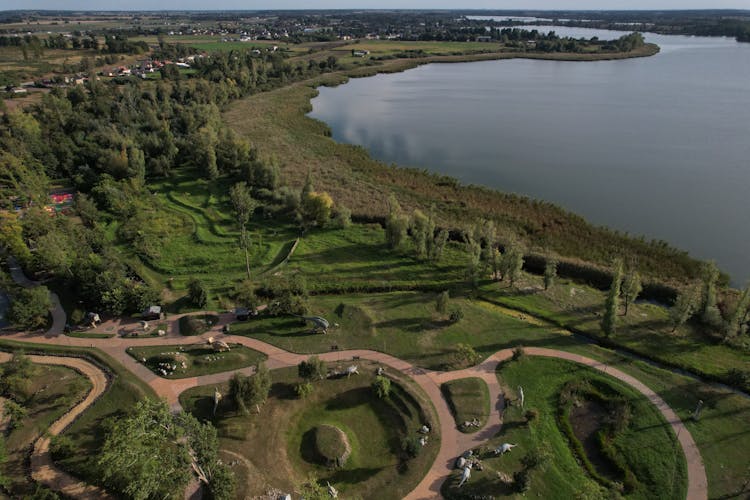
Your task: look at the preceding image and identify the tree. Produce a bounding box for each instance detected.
[454,343,480,367]
[3,399,27,430]
[500,241,525,287]
[385,195,408,251]
[233,279,257,310]
[670,287,698,332]
[0,351,37,401]
[229,182,257,279]
[601,258,623,337]
[298,356,326,382]
[301,191,333,227]
[544,258,557,291]
[333,205,352,229]
[9,286,51,330]
[621,270,642,315]
[465,228,482,289]
[98,399,193,500]
[228,363,271,414]
[410,209,433,260]
[724,285,750,339]
[700,261,722,328]
[187,278,208,308]
[372,375,391,399]
[436,290,449,314]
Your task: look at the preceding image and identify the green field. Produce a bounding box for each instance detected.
[443,357,686,499]
[180,362,439,499]
[231,291,573,370]
[126,343,267,379]
[441,377,491,433]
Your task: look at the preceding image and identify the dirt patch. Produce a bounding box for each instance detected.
[569,399,620,482]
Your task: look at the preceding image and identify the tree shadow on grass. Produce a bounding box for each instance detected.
[326,466,382,485]
[325,387,370,411]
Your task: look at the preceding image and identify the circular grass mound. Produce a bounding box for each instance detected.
[314,424,351,468]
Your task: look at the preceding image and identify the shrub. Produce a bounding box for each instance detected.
[295,382,313,399]
[454,343,480,367]
[187,278,208,308]
[298,356,326,382]
[513,469,531,493]
[401,436,421,458]
[512,345,526,361]
[372,375,391,399]
[449,306,464,323]
[333,205,352,228]
[50,434,76,460]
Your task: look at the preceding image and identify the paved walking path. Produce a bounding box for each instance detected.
[1,259,707,499]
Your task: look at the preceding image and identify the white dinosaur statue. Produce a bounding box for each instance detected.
[346,365,359,377]
[518,385,525,409]
[494,443,517,455]
[326,481,338,498]
[458,465,471,487]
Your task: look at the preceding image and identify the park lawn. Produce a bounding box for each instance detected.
[0,363,92,497]
[441,377,490,433]
[478,274,750,385]
[443,357,686,499]
[126,343,267,379]
[180,362,439,500]
[230,291,578,370]
[562,343,750,499]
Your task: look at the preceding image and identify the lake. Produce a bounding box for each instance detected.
[309,27,750,285]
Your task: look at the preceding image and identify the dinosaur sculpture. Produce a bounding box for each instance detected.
[518,385,525,409]
[326,481,338,498]
[494,443,517,455]
[295,315,330,333]
[458,465,471,487]
[207,337,231,352]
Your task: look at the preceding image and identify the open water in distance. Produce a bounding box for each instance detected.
[309,27,750,285]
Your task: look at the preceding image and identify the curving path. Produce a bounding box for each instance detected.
[2,260,707,499]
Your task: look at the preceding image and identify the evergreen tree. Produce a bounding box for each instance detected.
[670,287,698,332]
[385,195,408,251]
[724,285,750,339]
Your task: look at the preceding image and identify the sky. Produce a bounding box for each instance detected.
[3,1,750,11]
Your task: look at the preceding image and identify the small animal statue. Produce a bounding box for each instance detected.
[518,385,525,409]
[326,481,338,498]
[494,443,517,455]
[419,424,430,434]
[458,465,471,487]
[346,365,359,377]
[455,456,467,469]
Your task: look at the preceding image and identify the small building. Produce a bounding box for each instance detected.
[142,305,162,320]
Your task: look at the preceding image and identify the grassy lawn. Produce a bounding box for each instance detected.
[443,357,686,499]
[562,343,750,499]
[126,343,266,379]
[0,363,91,497]
[441,377,490,433]
[180,361,439,499]
[230,291,577,370]
[478,274,750,388]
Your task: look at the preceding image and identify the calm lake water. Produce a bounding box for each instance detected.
[309,27,750,285]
